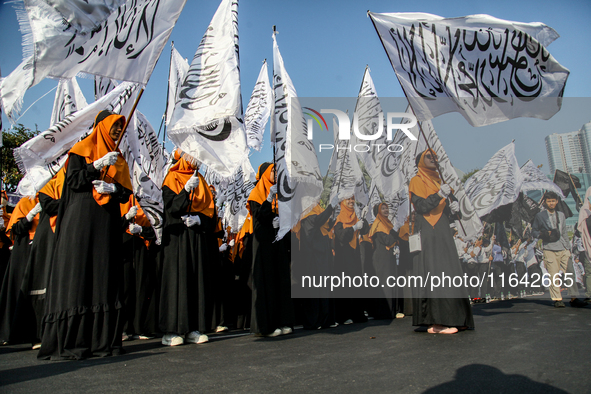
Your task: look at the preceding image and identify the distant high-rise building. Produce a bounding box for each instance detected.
[545,122,591,175]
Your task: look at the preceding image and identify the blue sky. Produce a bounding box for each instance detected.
[1,0,590,176]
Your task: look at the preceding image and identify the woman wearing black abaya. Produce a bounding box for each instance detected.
[369,203,400,320]
[159,150,216,346]
[409,150,473,334]
[120,196,157,340]
[0,195,40,345]
[17,170,64,348]
[38,110,132,360]
[248,163,294,337]
[333,196,369,325]
[296,196,339,329]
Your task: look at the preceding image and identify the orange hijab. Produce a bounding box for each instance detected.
[294,204,332,239]
[39,168,66,232]
[247,163,277,211]
[236,213,254,259]
[369,203,396,249]
[6,195,39,240]
[68,112,132,205]
[162,150,215,218]
[408,149,450,228]
[335,200,360,249]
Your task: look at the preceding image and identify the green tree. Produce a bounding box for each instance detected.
[461,168,480,184]
[1,124,39,192]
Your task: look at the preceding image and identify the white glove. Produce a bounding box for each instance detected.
[229,239,235,247]
[125,206,138,220]
[272,216,280,228]
[329,193,340,208]
[438,184,451,198]
[219,244,228,252]
[267,184,278,203]
[26,203,42,222]
[128,223,142,234]
[352,220,364,231]
[450,201,460,214]
[92,180,117,194]
[93,152,119,170]
[182,214,201,227]
[184,173,200,192]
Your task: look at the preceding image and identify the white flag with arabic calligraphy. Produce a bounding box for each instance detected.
[244,61,273,152]
[50,77,88,127]
[168,0,248,178]
[272,32,323,241]
[368,12,570,127]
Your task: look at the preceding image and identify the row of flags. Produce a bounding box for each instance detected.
[0,3,573,242]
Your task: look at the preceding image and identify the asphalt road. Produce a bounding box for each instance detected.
[1,296,590,393]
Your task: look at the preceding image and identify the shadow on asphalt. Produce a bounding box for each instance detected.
[422,364,569,393]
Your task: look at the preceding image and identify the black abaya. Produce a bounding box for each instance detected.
[410,193,474,328]
[38,153,131,360]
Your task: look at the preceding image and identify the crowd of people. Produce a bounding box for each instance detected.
[0,112,589,361]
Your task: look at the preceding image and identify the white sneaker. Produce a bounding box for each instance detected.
[343,319,354,325]
[185,331,209,344]
[162,334,184,346]
[395,313,405,319]
[280,326,293,335]
[265,328,282,337]
[215,326,228,333]
[32,343,41,350]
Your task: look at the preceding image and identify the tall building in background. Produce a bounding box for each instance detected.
[546,122,591,175]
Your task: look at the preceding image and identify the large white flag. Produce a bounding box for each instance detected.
[119,110,167,244]
[50,78,88,126]
[392,107,483,239]
[520,159,564,197]
[168,0,248,178]
[166,45,189,126]
[464,142,522,218]
[244,61,273,152]
[350,67,405,197]
[329,125,364,204]
[2,0,186,121]
[15,82,139,196]
[272,32,323,241]
[368,12,570,127]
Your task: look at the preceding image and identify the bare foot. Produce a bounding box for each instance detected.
[427,325,458,334]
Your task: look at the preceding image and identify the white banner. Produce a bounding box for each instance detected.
[222,160,256,231]
[51,77,88,127]
[272,32,323,241]
[465,142,522,218]
[369,12,570,127]
[2,0,186,120]
[0,56,34,122]
[119,110,167,244]
[520,159,564,198]
[350,67,405,197]
[166,45,189,126]
[168,0,248,178]
[244,61,272,152]
[94,76,118,100]
[15,82,139,196]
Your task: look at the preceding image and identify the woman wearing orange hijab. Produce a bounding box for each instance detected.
[296,193,339,330]
[247,162,294,337]
[333,195,369,325]
[16,170,65,348]
[368,203,401,320]
[0,195,40,345]
[39,110,133,360]
[120,196,158,341]
[409,149,473,334]
[159,150,216,347]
